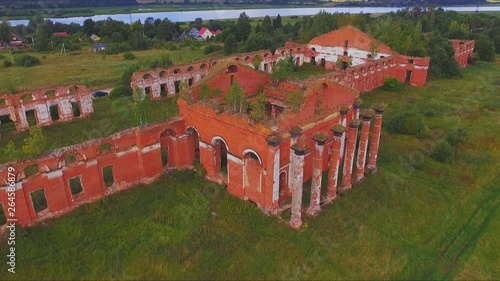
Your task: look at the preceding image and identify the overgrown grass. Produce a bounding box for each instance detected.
[0,61,498,280]
[283,63,331,80]
[0,45,222,93]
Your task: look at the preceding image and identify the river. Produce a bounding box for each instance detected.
[8,5,500,26]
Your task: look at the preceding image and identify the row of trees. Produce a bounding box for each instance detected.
[2,7,498,74]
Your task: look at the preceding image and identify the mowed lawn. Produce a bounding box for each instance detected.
[0,44,222,93]
[0,61,499,280]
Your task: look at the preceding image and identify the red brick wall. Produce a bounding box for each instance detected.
[0,119,188,231]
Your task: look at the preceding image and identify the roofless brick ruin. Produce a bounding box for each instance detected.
[0,84,93,133]
[0,26,475,230]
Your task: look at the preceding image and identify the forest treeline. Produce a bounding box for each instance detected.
[0,6,498,80]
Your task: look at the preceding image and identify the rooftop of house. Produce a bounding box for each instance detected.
[198,27,210,35]
[308,25,395,55]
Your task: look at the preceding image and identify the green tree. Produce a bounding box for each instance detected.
[198,82,211,102]
[273,14,283,30]
[262,15,273,34]
[270,56,296,83]
[224,34,238,55]
[243,32,273,52]
[0,21,12,44]
[35,22,51,51]
[234,12,251,42]
[22,127,47,158]
[250,92,267,122]
[225,82,247,113]
[476,35,496,62]
[286,91,305,113]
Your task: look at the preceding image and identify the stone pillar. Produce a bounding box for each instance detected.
[353,99,362,120]
[326,124,345,203]
[367,105,386,173]
[339,106,349,162]
[152,82,161,99]
[341,119,361,190]
[355,111,373,182]
[265,133,282,213]
[306,134,327,216]
[289,138,306,229]
[288,126,302,193]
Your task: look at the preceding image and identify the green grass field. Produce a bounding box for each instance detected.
[0,44,222,93]
[0,61,498,279]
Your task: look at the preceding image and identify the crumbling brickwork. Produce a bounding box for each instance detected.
[449,39,475,67]
[0,84,94,133]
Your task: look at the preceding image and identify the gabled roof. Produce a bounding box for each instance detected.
[11,34,22,42]
[189,28,199,33]
[198,27,211,35]
[308,25,394,55]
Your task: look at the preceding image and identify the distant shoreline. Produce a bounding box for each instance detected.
[2,3,500,20]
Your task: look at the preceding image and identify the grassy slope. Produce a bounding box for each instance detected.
[0,61,498,279]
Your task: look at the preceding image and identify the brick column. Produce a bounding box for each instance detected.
[339,106,349,162]
[341,119,361,190]
[355,111,373,182]
[289,137,306,229]
[266,133,282,212]
[353,99,362,120]
[367,105,386,174]
[306,134,327,216]
[288,126,302,193]
[325,124,345,204]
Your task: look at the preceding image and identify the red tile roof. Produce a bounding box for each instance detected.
[198,27,210,35]
[308,25,395,55]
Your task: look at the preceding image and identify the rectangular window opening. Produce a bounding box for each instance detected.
[25,110,37,127]
[103,166,114,188]
[71,102,81,117]
[69,176,83,195]
[174,81,181,94]
[30,189,48,214]
[161,147,169,168]
[160,84,167,97]
[49,105,60,121]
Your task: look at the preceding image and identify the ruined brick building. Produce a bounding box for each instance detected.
[0,84,94,133]
[0,26,475,230]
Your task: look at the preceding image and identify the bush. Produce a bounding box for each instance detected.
[123,51,136,60]
[3,60,12,68]
[383,78,402,92]
[476,35,496,62]
[446,127,467,145]
[168,44,177,51]
[14,55,41,67]
[110,85,132,98]
[467,55,479,65]
[204,44,222,54]
[105,42,131,55]
[148,54,173,69]
[386,111,425,135]
[431,140,453,162]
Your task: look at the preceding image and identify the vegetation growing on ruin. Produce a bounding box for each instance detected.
[1,61,498,280]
